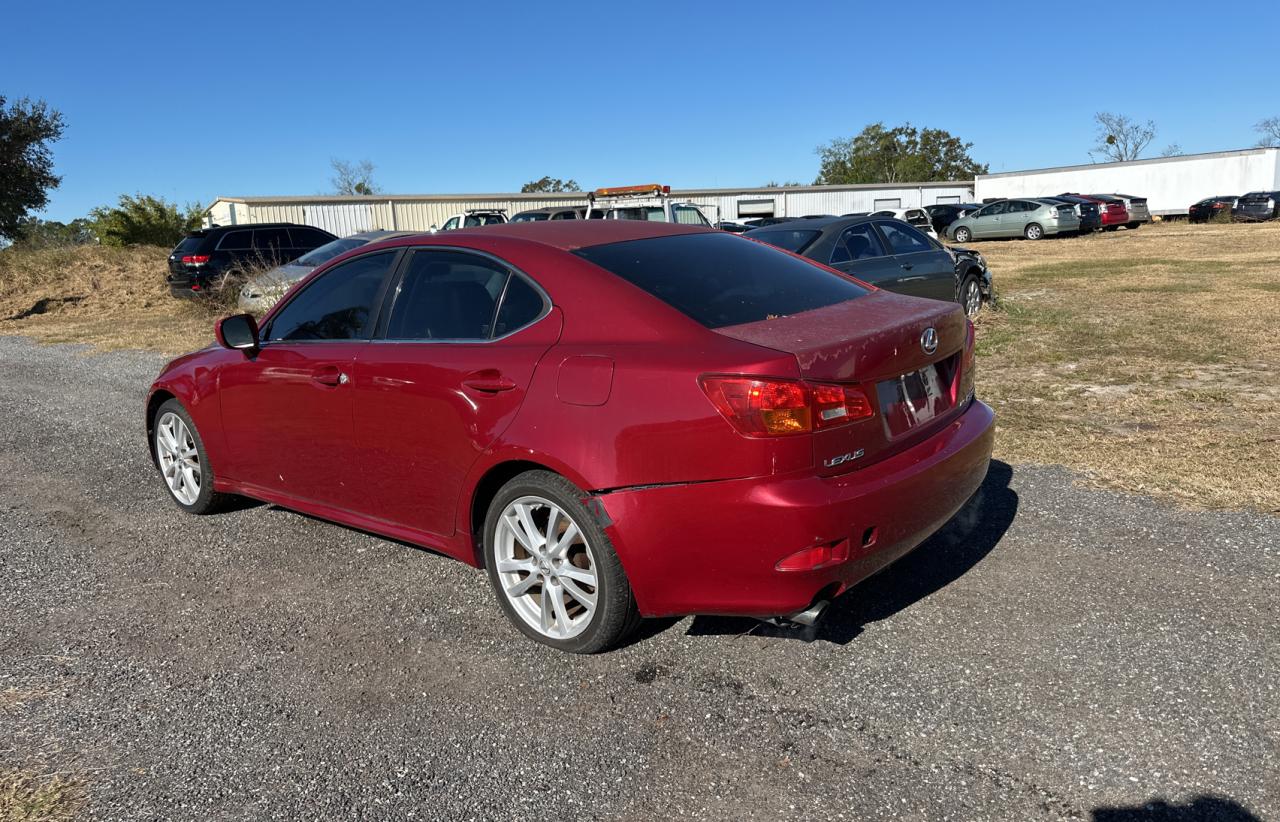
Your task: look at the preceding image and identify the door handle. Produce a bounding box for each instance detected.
[462,371,517,393]
[900,262,914,270]
[311,366,347,387]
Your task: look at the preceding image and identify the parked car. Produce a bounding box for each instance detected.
[1060,193,1128,230]
[1188,195,1238,223]
[146,221,994,653]
[585,184,712,225]
[238,231,419,313]
[715,220,755,233]
[1039,196,1102,234]
[510,206,588,222]
[1104,193,1151,229]
[947,199,1080,242]
[869,207,939,238]
[1232,191,1280,222]
[435,209,508,232]
[924,203,983,237]
[167,223,337,299]
[745,216,992,317]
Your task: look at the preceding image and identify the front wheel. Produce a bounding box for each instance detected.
[483,471,640,653]
[959,275,983,319]
[952,226,972,243]
[1024,223,1044,240]
[152,399,232,514]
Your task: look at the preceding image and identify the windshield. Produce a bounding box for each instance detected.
[295,237,368,267]
[743,229,819,253]
[574,232,868,329]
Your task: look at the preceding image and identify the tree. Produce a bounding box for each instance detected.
[521,176,581,193]
[90,194,202,247]
[12,216,96,248]
[1090,112,1156,162]
[0,96,65,242]
[1256,117,1280,148]
[1160,143,1184,157]
[814,123,987,185]
[331,158,379,195]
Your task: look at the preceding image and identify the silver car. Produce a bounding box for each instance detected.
[237,230,418,313]
[948,198,1080,242]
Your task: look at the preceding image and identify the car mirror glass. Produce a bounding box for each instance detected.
[216,313,259,353]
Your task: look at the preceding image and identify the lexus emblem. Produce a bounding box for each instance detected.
[920,327,938,355]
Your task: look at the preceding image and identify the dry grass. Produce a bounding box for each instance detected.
[973,220,1280,512]
[0,245,215,354]
[1,224,1277,512]
[0,770,82,822]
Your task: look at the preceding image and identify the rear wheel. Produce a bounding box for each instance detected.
[483,471,640,653]
[960,275,983,319]
[952,226,972,243]
[1024,223,1044,240]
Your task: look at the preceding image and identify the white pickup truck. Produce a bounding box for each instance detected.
[584,184,713,226]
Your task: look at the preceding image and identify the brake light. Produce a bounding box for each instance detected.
[699,376,874,437]
[182,254,210,265]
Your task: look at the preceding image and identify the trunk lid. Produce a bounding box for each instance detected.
[715,292,969,474]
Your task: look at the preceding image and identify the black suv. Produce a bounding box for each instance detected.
[1232,191,1280,222]
[167,223,337,298]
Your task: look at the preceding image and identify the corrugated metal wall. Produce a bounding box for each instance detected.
[207,185,976,232]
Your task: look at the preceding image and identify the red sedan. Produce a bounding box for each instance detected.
[1061,192,1130,230]
[146,221,994,652]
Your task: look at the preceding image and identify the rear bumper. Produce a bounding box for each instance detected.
[599,399,996,618]
[1232,207,1275,222]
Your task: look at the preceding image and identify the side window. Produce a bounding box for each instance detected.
[876,221,933,254]
[253,228,289,253]
[672,204,709,226]
[440,217,460,231]
[384,251,507,340]
[493,275,547,337]
[985,202,1009,216]
[290,228,331,248]
[831,224,888,264]
[217,230,253,250]
[265,252,395,342]
[551,209,577,220]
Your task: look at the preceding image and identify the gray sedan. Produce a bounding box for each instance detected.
[948,199,1080,242]
[237,230,419,313]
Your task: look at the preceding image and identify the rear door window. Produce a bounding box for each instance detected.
[875,221,932,254]
[830,224,887,264]
[253,228,290,253]
[383,250,508,340]
[575,232,868,329]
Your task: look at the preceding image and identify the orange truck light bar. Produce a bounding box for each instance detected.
[592,184,671,197]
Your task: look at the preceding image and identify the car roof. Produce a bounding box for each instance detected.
[199,222,315,234]
[346,230,420,240]
[371,219,714,252]
[745,214,876,232]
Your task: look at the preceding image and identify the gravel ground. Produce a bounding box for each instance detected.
[0,335,1276,821]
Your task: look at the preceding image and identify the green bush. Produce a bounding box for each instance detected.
[90,194,202,247]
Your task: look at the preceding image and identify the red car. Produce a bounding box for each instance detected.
[1060,192,1129,230]
[146,222,994,653]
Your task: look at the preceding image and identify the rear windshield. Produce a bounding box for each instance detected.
[173,235,206,253]
[1241,192,1272,202]
[743,229,819,253]
[574,232,868,329]
[296,237,368,266]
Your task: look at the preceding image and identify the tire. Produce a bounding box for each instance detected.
[952,226,972,243]
[959,274,983,320]
[1126,222,1140,230]
[152,399,232,514]
[483,470,640,653]
[1103,225,1119,232]
[1024,223,1044,240]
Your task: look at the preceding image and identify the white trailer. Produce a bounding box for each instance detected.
[975,147,1280,217]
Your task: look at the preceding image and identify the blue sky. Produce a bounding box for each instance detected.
[7,0,1278,222]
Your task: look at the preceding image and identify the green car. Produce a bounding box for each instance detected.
[948,198,1080,242]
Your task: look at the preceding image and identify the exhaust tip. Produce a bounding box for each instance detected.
[787,599,830,627]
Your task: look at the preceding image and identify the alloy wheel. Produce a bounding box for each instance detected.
[493,495,598,640]
[964,279,982,318]
[155,411,201,505]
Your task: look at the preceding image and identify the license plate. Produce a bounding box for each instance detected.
[877,356,958,438]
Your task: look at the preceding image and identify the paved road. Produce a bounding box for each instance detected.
[0,336,1276,821]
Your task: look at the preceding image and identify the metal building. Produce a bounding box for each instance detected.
[975,147,1280,216]
[204,181,974,233]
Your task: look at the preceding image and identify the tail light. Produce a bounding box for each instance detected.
[959,320,976,401]
[182,254,211,265]
[699,376,874,437]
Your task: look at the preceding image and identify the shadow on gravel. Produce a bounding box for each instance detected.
[685,459,1018,645]
[1092,795,1262,821]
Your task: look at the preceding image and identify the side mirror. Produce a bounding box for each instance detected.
[215,313,259,353]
